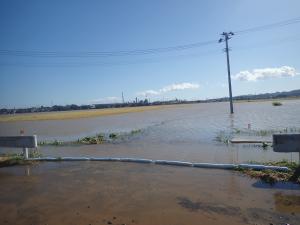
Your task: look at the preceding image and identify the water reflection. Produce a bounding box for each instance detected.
[25,165,31,176]
[274,192,300,213]
[252,180,300,190]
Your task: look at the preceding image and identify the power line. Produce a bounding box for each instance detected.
[233,33,300,51]
[234,16,300,35]
[0,16,299,58]
[0,40,217,58]
[0,15,299,65]
[0,34,299,67]
[0,49,222,67]
[0,33,299,68]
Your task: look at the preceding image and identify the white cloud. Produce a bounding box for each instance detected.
[137,90,160,97]
[233,66,298,82]
[90,96,120,104]
[137,82,200,97]
[160,82,200,93]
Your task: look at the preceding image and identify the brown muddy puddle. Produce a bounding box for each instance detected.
[0,162,299,225]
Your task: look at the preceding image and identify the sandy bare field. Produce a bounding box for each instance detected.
[0,105,171,122]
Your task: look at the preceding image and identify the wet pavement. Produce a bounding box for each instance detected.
[0,162,299,225]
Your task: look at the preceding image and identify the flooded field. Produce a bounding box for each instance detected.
[1,100,300,225]
[0,162,299,225]
[1,100,300,163]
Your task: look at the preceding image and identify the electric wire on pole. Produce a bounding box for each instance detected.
[219,32,234,114]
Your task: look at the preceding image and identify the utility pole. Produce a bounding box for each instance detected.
[122,92,125,104]
[219,32,234,114]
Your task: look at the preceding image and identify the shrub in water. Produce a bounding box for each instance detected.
[272,101,282,106]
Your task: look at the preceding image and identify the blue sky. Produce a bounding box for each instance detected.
[0,0,300,108]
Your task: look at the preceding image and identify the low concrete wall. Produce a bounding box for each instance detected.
[28,157,290,172]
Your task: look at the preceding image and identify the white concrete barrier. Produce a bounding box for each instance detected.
[154,160,193,167]
[26,157,290,172]
[238,164,266,170]
[61,157,90,161]
[193,163,237,169]
[30,157,58,161]
[90,157,119,161]
[119,158,153,163]
[264,165,290,172]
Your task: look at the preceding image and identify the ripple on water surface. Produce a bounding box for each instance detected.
[1,100,300,163]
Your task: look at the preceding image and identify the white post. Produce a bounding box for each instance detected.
[23,147,28,159]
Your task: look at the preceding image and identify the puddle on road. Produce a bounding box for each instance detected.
[0,161,299,225]
[274,192,300,213]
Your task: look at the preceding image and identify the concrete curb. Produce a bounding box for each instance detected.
[27,157,290,172]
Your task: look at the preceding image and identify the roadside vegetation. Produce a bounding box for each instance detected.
[38,129,143,146]
[236,160,300,185]
[0,150,42,167]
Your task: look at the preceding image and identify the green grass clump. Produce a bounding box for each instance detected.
[39,129,144,146]
[38,139,64,146]
[52,140,63,145]
[237,160,300,185]
[78,134,104,144]
[109,133,118,139]
[257,130,269,136]
[261,142,269,149]
[233,128,241,134]
[29,149,42,158]
[272,101,282,106]
[265,160,299,170]
[215,131,232,144]
[245,170,290,185]
[130,129,142,135]
[0,152,40,167]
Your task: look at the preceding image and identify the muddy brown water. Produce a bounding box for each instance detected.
[1,100,300,163]
[1,101,300,141]
[1,101,300,225]
[0,162,299,225]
